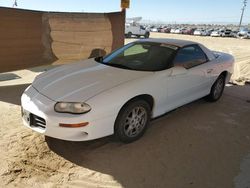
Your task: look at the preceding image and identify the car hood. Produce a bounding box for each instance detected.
[32,59,151,102]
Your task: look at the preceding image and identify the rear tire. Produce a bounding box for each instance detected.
[114,100,151,143]
[144,32,150,38]
[127,32,132,38]
[206,75,225,102]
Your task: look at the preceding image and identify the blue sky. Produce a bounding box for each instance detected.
[0,0,249,24]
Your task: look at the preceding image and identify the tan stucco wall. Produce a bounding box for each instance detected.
[0,7,125,73]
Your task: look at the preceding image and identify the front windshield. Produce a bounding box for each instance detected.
[97,42,178,71]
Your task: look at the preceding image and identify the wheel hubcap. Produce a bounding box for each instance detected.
[214,78,224,99]
[124,106,147,137]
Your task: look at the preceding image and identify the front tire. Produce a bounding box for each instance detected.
[114,100,151,143]
[206,75,225,102]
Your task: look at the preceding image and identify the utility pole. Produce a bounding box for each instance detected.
[239,0,247,29]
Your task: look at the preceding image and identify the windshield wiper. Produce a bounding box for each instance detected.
[108,63,132,70]
[95,57,131,70]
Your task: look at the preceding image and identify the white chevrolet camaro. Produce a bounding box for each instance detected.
[21,38,234,143]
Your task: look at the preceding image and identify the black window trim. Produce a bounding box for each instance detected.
[172,44,209,69]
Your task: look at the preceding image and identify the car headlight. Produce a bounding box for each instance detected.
[54,102,91,114]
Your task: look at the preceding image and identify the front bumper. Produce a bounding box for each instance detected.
[21,86,115,141]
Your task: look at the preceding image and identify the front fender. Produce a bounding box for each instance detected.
[85,72,168,123]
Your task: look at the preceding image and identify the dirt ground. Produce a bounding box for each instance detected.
[0,33,250,188]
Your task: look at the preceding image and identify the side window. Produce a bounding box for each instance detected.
[124,44,148,56]
[174,45,207,69]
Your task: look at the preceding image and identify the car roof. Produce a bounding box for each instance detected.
[136,38,215,61]
[137,38,198,47]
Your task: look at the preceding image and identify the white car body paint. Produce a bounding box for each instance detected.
[21,39,234,141]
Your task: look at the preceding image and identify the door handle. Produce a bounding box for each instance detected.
[207,69,213,73]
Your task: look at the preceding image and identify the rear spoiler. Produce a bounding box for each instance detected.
[212,51,221,58]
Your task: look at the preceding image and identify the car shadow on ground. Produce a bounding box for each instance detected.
[28,65,60,73]
[0,73,21,82]
[0,84,30,105]
[45,85,250,188]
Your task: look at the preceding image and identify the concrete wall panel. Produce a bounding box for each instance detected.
[0,7,125,73]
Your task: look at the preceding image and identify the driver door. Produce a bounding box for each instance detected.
[164,45,212,110]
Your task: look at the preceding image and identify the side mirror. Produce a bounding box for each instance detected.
[170,66,187,76]
[94,56,103,62]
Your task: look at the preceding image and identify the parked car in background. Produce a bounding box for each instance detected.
[170,28,176,33]
[211,30,222,37]
[193,30,201,36]
[183,28,196,35]
[175,28,185,34]
[194,29,206,36]
[247,32,250,39]
[125,24,150,38]
[174,28,182,34]
[150,27,158,32]
[157,27,163,32]
[220,30,225,36]
[242,31,250,39]
[21,38,234,143]
[231,30,239,38]
[160,27,171,33]
[181,28,188,34]
[205,29,214,36]
[238,28,249,38]
[222,29,233,37]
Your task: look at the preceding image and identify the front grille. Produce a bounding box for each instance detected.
[30,114,46,129]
